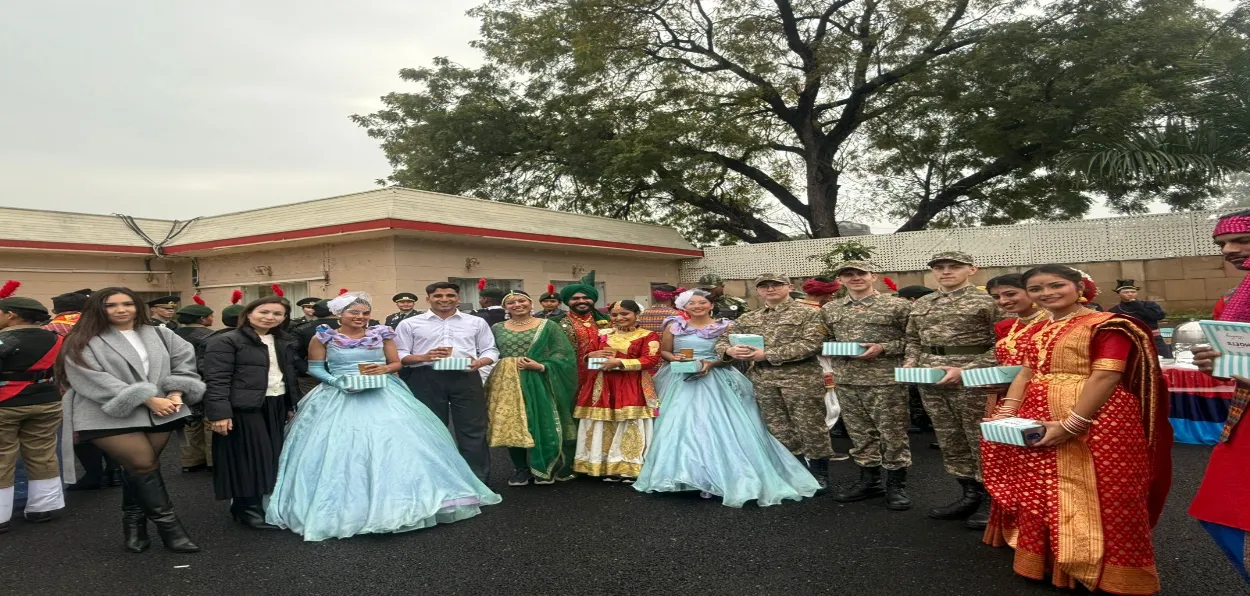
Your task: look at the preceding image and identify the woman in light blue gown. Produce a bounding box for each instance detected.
[266,292,500,541]
[634,290,819,507]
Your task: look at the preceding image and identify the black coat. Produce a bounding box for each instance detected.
[292,317,341,375]
[201,326,301,421]
[473,308,507,327]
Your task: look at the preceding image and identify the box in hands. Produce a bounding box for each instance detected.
[962,366,1023,387]
[894,368,947,384]
[980,417,1046,447]
[823,342,867,357]
[339,374,389,390]
[728,334,765,351]
[668,360,703,374]
[1198,320,1250,379]
[587,357,607,370]
[432,357,473,371]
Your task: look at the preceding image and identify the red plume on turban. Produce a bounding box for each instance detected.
[230,290,243,305]
[339,288,349,296]
[0,280,19,299]
[883,277,898,291]
[192,295,206,306]
[801,278,840,296]
[270,284,285,297]
[477,278,488,291]
[547,283,555,295]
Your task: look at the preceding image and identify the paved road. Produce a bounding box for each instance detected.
[3,433,1241,596]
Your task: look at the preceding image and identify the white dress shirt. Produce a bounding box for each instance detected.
[395,310,500,368]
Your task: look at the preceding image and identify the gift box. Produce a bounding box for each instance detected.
[894,368,946,384]
[587,357,606,370]
[961,366,1023,387]
[1160,328,1174,338]
[432,357,473,371]
[728,334,765,350]
[1198,320,1250,378]
[339,374,389,390]
[823,342,866,357]
[668,360,702,374]
[980,417,1045,447]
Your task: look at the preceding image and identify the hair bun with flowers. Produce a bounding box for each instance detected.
[1071,268,1099,303]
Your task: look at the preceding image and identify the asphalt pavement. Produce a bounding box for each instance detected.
[2,433,1243,596]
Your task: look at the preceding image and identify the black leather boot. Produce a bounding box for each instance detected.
[129,471,199,553]
[807,458,829,493]
[230,498,278,530]
[965,490,991,530]
[121,476,150,553]
[884,468,912,511]
[832,466,884,502]
[927,478,982,520]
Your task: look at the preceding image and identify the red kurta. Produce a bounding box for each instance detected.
[573,328,661,421]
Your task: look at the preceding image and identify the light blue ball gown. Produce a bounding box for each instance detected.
[633,319,820,507]
[265,326,501,541]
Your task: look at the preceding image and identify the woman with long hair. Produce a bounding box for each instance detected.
[981,265,1172,594]
[201,296,301,529]
[483,291,578,486]
[634,290,820,506]
[266,292,499,541]
[56,287,205,553]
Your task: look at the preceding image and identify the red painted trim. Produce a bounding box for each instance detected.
[163,218,704,257]
[0,239,151,254]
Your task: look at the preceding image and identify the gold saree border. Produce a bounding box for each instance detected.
[573,405,655,421]
[484,358,534,448]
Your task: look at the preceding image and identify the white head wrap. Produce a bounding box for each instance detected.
[328,291,372,316]
[674,289,713,311]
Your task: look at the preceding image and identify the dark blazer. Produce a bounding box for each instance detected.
[473,308,507,327]
[201,326,301,421]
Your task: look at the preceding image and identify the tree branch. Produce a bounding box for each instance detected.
[694,149,811,219]
[894,143,1044,232]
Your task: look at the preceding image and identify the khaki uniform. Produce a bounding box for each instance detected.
[715,300,831,459]
[904,285,1002,481]
[822,293,913,470]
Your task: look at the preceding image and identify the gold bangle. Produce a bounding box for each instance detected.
[1069,411,1094,424]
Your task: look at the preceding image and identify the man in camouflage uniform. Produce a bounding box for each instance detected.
[904,251,1002,525]
[697,273,749,321]
[821,261,914,510]
[716,273,833,489]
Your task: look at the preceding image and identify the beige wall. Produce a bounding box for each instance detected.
[0,252,189,309]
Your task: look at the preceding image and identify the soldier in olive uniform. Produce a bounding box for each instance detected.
[292,297,320,326]
[385,292,422,328]
[146,295,180,330]
[716,273,833,489]
[821,261,914,510]
[904,251,1003,523]
[173,303,216,473]
[697,274,749,321]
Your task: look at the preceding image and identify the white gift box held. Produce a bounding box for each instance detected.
[980,417,1046,447]
[894,368,946,384]
[587,357,607,370]
[339,374,389,390]
[668,360,702,374]
[432,357,473,371]
[1198,320,1250,379]
[728,334,765,350]
[823,342,867,357]
[962,366,1023,387]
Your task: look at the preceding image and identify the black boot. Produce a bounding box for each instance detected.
[807,458,830,493]
[884,468,912,511]
[832,466,884,502]
[120,476,150,553]
[230,499,278,530]
[927,478,982,520]
[128,471,200,553]
[966,491,991,530]
[68,443,105,490]
[105,461,124,488]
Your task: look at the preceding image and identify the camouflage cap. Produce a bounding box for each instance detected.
[832,260,879,275]
[697,273,725,288]
[927,251,975,267]
[754,273,791,287]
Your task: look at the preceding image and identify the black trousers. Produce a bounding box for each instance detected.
[403,367,490,483]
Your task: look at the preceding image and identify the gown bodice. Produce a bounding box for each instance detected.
[671,333,719,361]
[326,344,387,376]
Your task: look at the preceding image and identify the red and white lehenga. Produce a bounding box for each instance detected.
[981,312,1172,594]
[572,328,661,478]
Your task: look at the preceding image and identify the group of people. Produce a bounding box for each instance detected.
[1,216,1246,593]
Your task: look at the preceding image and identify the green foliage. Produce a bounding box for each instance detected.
[808,240,876,276]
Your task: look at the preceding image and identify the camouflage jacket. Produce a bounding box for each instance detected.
[821,293,912,386]
[904,285,1003,368]
[714,299,824,387]
[714,295,749,321]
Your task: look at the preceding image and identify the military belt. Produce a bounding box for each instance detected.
[755,356,817,368]
[923,345,992,356]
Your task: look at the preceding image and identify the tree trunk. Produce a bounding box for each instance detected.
[807,158,841,238]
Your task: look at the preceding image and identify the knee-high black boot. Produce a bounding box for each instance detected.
[67,443,105,491]
[120,476,150,553]
[129,471,200,553]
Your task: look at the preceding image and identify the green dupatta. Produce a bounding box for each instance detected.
[485,319,578,479]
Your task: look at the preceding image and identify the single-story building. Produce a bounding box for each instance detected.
[0,188,702,318]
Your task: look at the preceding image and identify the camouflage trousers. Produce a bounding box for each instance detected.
[838,384,912,470]
[918,384,991,481]
[754,383,834,460]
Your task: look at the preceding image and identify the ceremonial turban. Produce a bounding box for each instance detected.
[559,270,600,304]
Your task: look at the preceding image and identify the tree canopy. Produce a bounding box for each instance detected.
[355,0,1247,244]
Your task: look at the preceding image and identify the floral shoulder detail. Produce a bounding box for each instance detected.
[316,324,394,349]
[666,317,732,339]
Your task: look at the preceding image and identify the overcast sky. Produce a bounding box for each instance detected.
[1,0,1237,231]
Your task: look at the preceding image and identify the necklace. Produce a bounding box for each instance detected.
[1033,308,1090,370]
[1001,310,1045,358]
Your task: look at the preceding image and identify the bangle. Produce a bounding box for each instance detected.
[1060,414,1092,436]
[1069,411,1094,424]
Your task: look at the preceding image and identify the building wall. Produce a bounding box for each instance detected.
[0,252,188,308]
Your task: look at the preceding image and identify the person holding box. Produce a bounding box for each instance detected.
[820,261,914,510]
[716,273,833,490]
[903,251,1003,522]
[983,264,1171,594]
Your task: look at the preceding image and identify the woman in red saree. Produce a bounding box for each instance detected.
[982,265,1172,595]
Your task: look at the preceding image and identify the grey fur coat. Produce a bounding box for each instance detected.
[60,325,205,481]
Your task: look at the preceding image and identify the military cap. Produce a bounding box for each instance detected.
[479,288,506,300]
[51,288,92,313]
[296,297,320,307]
[753,273,791,287]
[0,296,48,314]
[926,251,975,267]
[392,292,419,303]
[832,260,880,275]
[146,295,181,308]
[176,304,214,318]
[897,285,936,300]
[697,273,725,289]
[1114,279,1139,292]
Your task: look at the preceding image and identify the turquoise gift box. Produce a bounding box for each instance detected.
[587,357,607,370]
[980,417,1045,447]
[823,342,866,356]
[432,357,472,371]
[728,334,765,350]
[668,360,702,374]
[894,368,946,384]
[339,374,389,390]
[962,366,1023,387]
[1198,320,1250,379]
